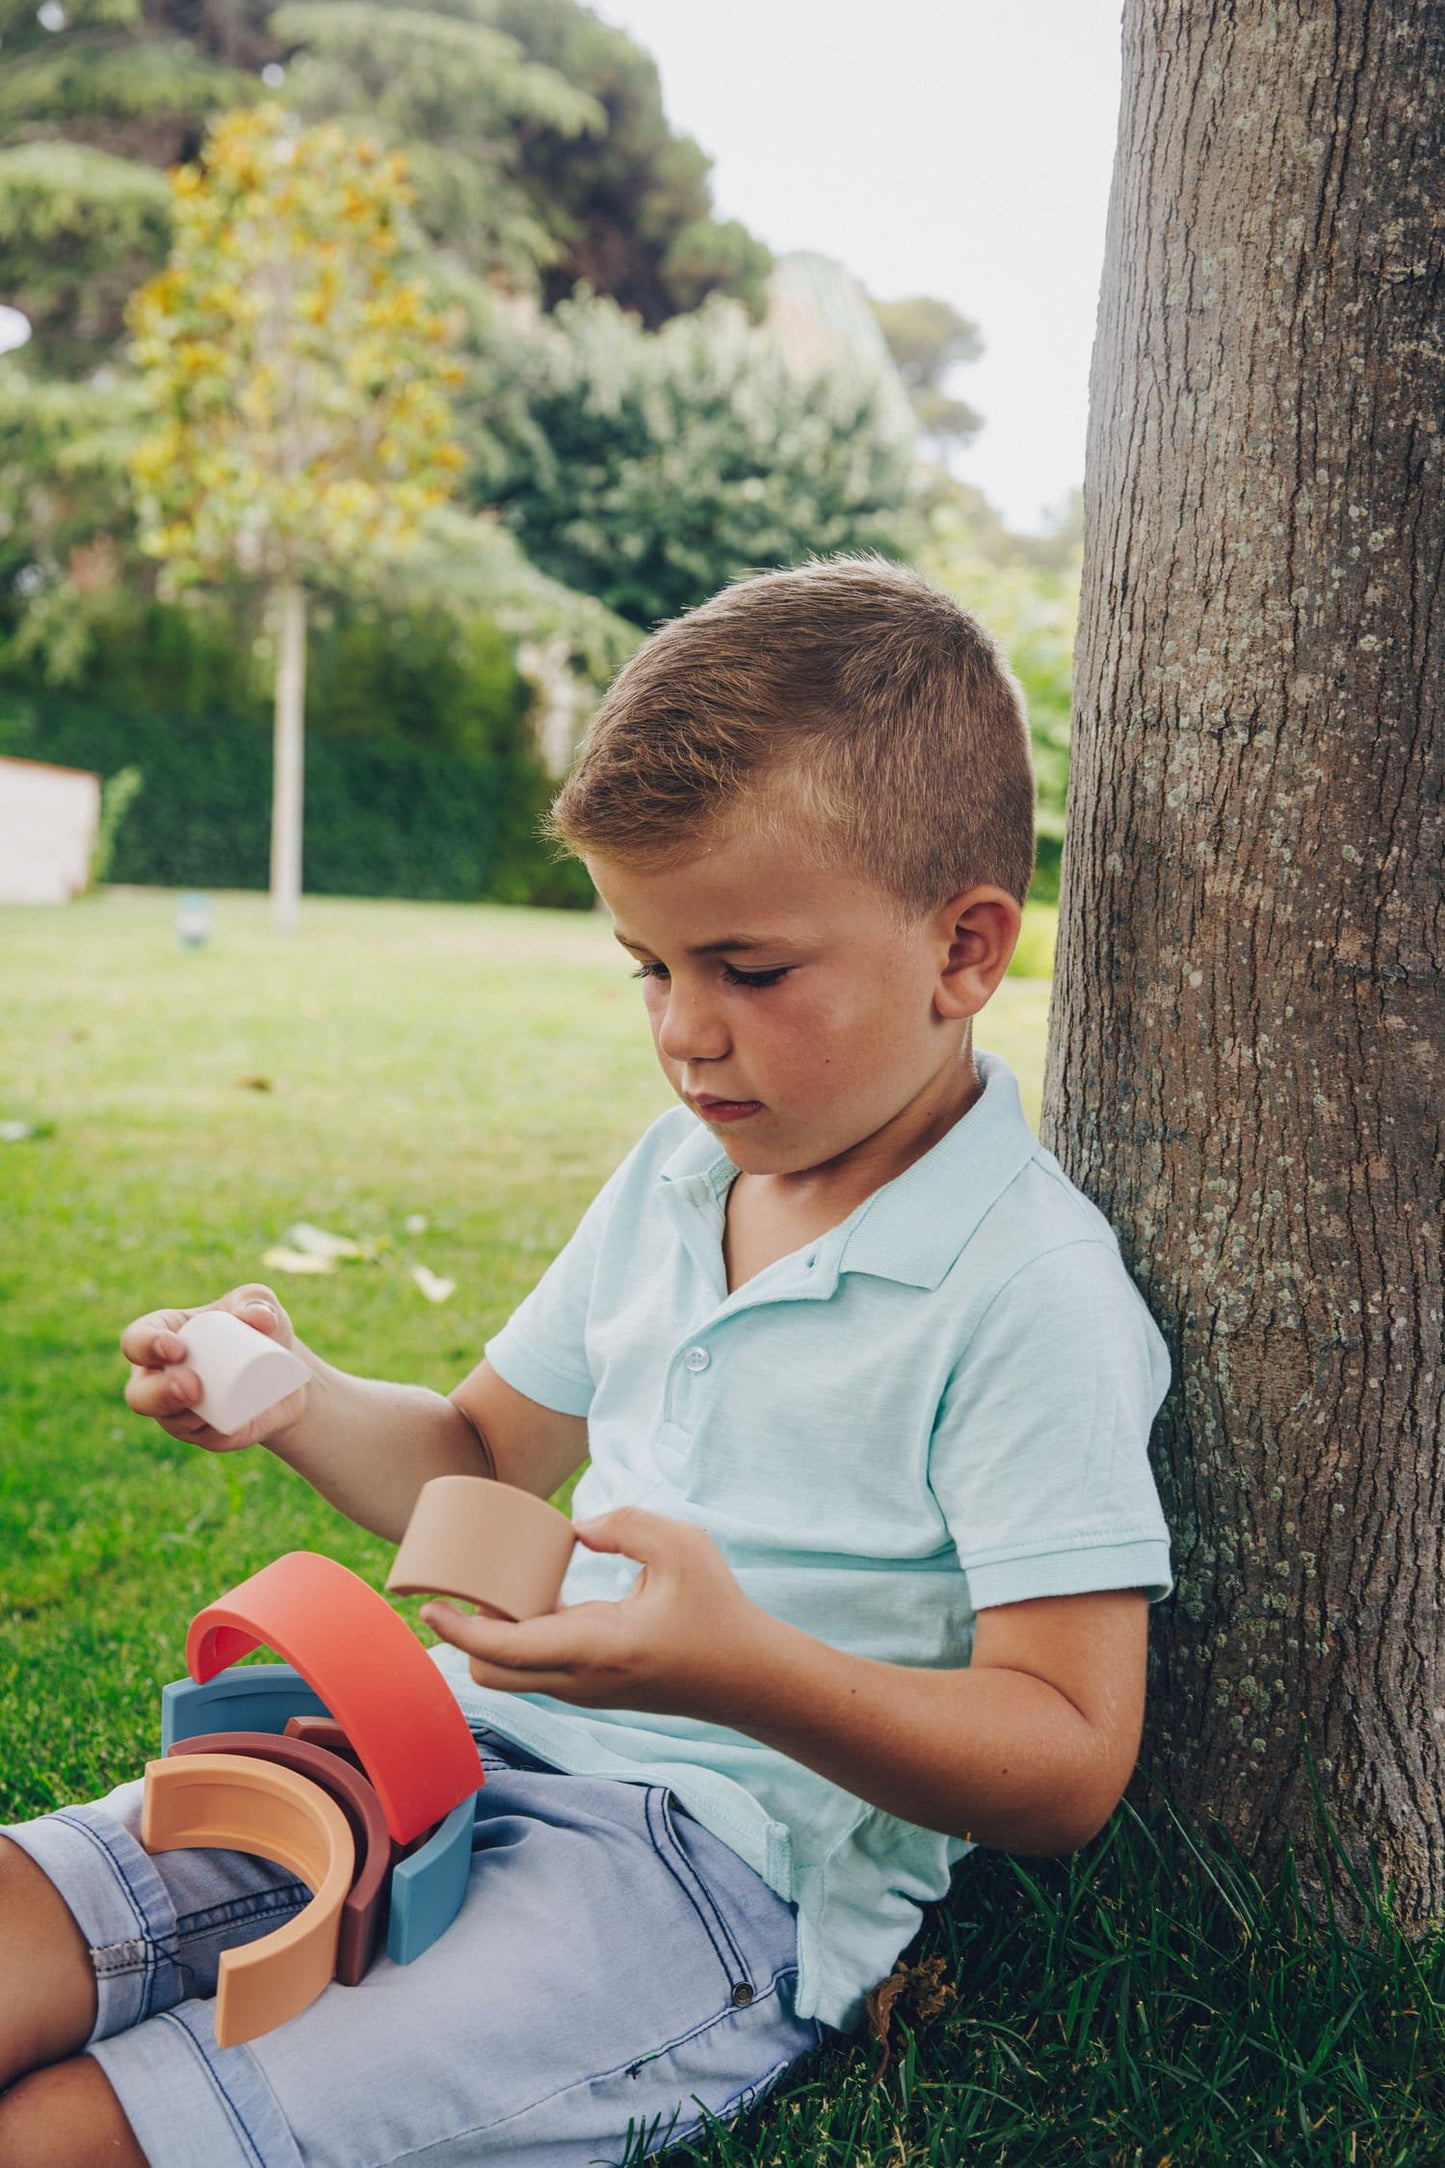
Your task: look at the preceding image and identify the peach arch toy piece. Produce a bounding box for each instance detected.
[142,1753,354,2047]
[186,1550,482,1845]
[387,1475,577,1622]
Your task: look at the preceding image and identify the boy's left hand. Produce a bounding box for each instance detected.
[420,1507,767,1722]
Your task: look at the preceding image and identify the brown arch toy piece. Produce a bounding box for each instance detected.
[283,1715,367,1776]
[167,1731,394,1986]
[142,1754,354,2047]
[185,1551,482,1845]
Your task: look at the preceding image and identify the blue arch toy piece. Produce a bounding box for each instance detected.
[161,1664,329,1753]
[387,1793,477,1965]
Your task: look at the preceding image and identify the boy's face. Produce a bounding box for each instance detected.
[587,827,1017,1180]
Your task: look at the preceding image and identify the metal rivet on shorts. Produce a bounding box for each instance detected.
[731,1983,754,2008]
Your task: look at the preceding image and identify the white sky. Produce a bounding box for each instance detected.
[601,0,1124,532]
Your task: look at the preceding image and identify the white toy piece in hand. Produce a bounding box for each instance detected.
[179,1309,311,1436]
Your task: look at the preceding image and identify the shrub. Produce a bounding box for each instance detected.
[0,688,590,908]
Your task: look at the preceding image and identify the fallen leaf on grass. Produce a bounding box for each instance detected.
[261,1245,334,1275]
[411,1265,455,1303]
[283,1222,376,1263]
[237,1075,275,1092]
[0,1119,52,1143]
[866,1955,958,2082]
[405,1213,429,1236]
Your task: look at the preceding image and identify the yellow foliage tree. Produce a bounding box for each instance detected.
[127,103,465,933]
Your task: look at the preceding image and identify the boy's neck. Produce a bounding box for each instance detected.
[722,1044,983,1291]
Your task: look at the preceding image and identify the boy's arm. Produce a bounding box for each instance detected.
[726,1585,1148,1853]
[123,1288,587,1542]
[428,1510,1148,1854]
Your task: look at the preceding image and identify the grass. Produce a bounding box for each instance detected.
[2,888,1440,2164]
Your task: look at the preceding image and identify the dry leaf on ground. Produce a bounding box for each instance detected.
[261,1245,334,1275]
[284,1221,369,1261]
[865,1955,958,2082]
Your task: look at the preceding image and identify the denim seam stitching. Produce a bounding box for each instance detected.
[657,1789,755,1989]
[169,1885,310,1941]
[642,1786,748,1992]
[149,2011,271,2168]
[52,1810,164,2020]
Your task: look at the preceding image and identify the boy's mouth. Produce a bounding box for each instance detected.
[689,1093,764,1124]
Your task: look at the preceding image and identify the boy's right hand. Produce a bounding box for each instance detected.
[121,1285,308,1453]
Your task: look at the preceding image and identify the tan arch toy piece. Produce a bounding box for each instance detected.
[142,1753,355,2047]
[386,1475,577,1622]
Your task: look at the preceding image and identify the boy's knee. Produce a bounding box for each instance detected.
[0,2055,148,2167]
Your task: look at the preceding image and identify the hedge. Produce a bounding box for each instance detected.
[0,687,594,909]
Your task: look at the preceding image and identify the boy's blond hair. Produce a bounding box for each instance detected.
[549,556,1035,912]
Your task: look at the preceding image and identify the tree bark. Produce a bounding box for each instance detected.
[270,578,307,938]
[1043,0,1444,1925]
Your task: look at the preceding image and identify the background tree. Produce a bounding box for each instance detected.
[128,102,464,933]
[481,0,772,323]
[0,0,770,727]
[1044,0,1443,1924]
[0,0,767,375]
[486,289,914,627]
[872,292,984,457]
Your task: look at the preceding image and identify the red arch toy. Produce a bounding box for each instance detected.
[186,1551,481,1846]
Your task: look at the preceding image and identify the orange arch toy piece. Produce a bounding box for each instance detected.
[186,1552,482,1846]
[142,1754,354,2048]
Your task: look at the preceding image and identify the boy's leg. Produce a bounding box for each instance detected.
[0,1836,149,2166]
[0,2055,147,2167]
[0,1834,98,2086]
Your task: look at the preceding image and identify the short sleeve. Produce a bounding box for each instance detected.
[484,1142,646,1417]
[929,1241,1173,1607]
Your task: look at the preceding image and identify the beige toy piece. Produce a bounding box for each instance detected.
[180,1308,310,1436]
[387,1475,577,1622]
[142,1752,354,2046]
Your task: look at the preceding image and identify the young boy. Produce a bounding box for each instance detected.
[0,558,1172,2167]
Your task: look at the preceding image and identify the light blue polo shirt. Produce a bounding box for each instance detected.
[430,1050,1172,2030]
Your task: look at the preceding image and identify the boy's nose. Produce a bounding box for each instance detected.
[656,985,730,1064]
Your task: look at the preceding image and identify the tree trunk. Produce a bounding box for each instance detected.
[270,578,307,938]
[1043,0,1444,1926]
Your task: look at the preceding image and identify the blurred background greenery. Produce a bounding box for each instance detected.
[0,0,1079,910]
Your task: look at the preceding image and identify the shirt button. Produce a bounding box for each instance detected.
[683,1345,711,1373]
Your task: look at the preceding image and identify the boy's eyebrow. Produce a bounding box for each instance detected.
[613,932,781,957]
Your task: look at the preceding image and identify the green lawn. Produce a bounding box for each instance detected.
[2,891,1439,2164]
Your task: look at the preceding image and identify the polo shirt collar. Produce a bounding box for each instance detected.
[656,1050,1039,1293]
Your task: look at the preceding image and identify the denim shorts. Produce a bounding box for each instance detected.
[4,1729,824,2167]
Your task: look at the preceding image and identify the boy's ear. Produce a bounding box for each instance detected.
[932,887,1023,1019]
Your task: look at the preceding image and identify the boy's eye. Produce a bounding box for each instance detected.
[629,962,791,990]
[721,964,791,989]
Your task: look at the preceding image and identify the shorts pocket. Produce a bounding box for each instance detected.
[646,1787,758,2009]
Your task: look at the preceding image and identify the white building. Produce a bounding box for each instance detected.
[0,756,100,904]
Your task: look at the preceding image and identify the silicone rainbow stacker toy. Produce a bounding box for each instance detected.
[149,1550,484,2045]
[146,1482,577,2045]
